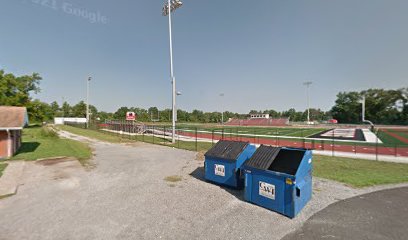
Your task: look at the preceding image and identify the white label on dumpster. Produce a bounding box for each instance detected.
[214,164,225,177]
[259,181,275,200]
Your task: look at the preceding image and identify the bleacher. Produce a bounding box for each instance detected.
[225,118,289,126]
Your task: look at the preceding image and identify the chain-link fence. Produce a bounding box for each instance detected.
[63,121,408,159]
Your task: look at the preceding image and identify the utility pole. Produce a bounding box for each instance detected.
[86,77,91,128]
[220,93,224,125]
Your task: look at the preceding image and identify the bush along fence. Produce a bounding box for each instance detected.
[63,121,408,159]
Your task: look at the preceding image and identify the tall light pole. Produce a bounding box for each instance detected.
[219,93,224,125]
[163,0,183,143]
[86,77,91,128]
[303,81,312,124]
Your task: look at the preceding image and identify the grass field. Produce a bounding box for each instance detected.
[162,124,327,138]
[11,126,92,164]
[313,155,408,187]
[377,129,408,145]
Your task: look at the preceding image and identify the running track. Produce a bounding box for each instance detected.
[179,131,408,157]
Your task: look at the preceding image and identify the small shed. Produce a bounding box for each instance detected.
[204,140,256,188]
[0,106,29,158]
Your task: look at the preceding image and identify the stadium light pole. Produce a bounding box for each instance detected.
[219,93,224,125]
[163,0,183,144]
[303,81,312,124]
[86,77,91,128]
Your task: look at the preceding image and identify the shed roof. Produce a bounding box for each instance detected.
[0,106,29,129]
[205,140,249,161]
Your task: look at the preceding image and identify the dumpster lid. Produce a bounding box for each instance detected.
[244,145,280,170]
[268,148,305,175]
[204,140,249,161]
[245,146,306,176]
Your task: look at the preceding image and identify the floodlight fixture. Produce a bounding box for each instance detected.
[162,0,183,16]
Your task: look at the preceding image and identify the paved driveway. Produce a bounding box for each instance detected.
[0,131,404,240]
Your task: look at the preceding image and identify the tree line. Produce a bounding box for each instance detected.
[1,70,406,125]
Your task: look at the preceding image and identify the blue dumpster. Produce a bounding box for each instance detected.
[205,140,256,189]
[243,145,312,218]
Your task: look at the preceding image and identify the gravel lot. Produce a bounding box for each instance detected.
[0,130,404,240]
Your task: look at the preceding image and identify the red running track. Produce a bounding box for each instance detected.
[178,131,408,157]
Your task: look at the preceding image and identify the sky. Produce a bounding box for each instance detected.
[1,0,407,113]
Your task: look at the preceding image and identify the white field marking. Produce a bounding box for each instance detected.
[362,129,383,143]
[321,129,355,138]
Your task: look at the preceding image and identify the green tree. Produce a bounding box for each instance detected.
[0,70,42,106]
[331,91,362,123]
[62,102,71,117]
[27,100,52,122]
[50,101,61,117]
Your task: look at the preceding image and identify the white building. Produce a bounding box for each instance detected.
[54,117,87,125]
[250,113,270,119]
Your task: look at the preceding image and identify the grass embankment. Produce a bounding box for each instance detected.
[0,163,8,178]
[11,126,92,164]
[313,155,408,187]
[60,125,408,188]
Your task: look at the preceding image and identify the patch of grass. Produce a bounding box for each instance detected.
[11,127,92,164]
[164,175,183,182]
[0,193,15,200]
[0,163,8,178]
[58,125,133,143]
[313,155,408,188]
[172,141,213,152]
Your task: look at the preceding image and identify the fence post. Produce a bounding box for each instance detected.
[331,130,334,157]
[238,127,240,141]
[178,129,180,148]
[195,127,198,151]
[163,126,166,144]
[222,129,224,140]
[375,135,379,161]
[128,122,131,140]
[153,125,155,144]
[212,130,214,146]
[395,144,397,157]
